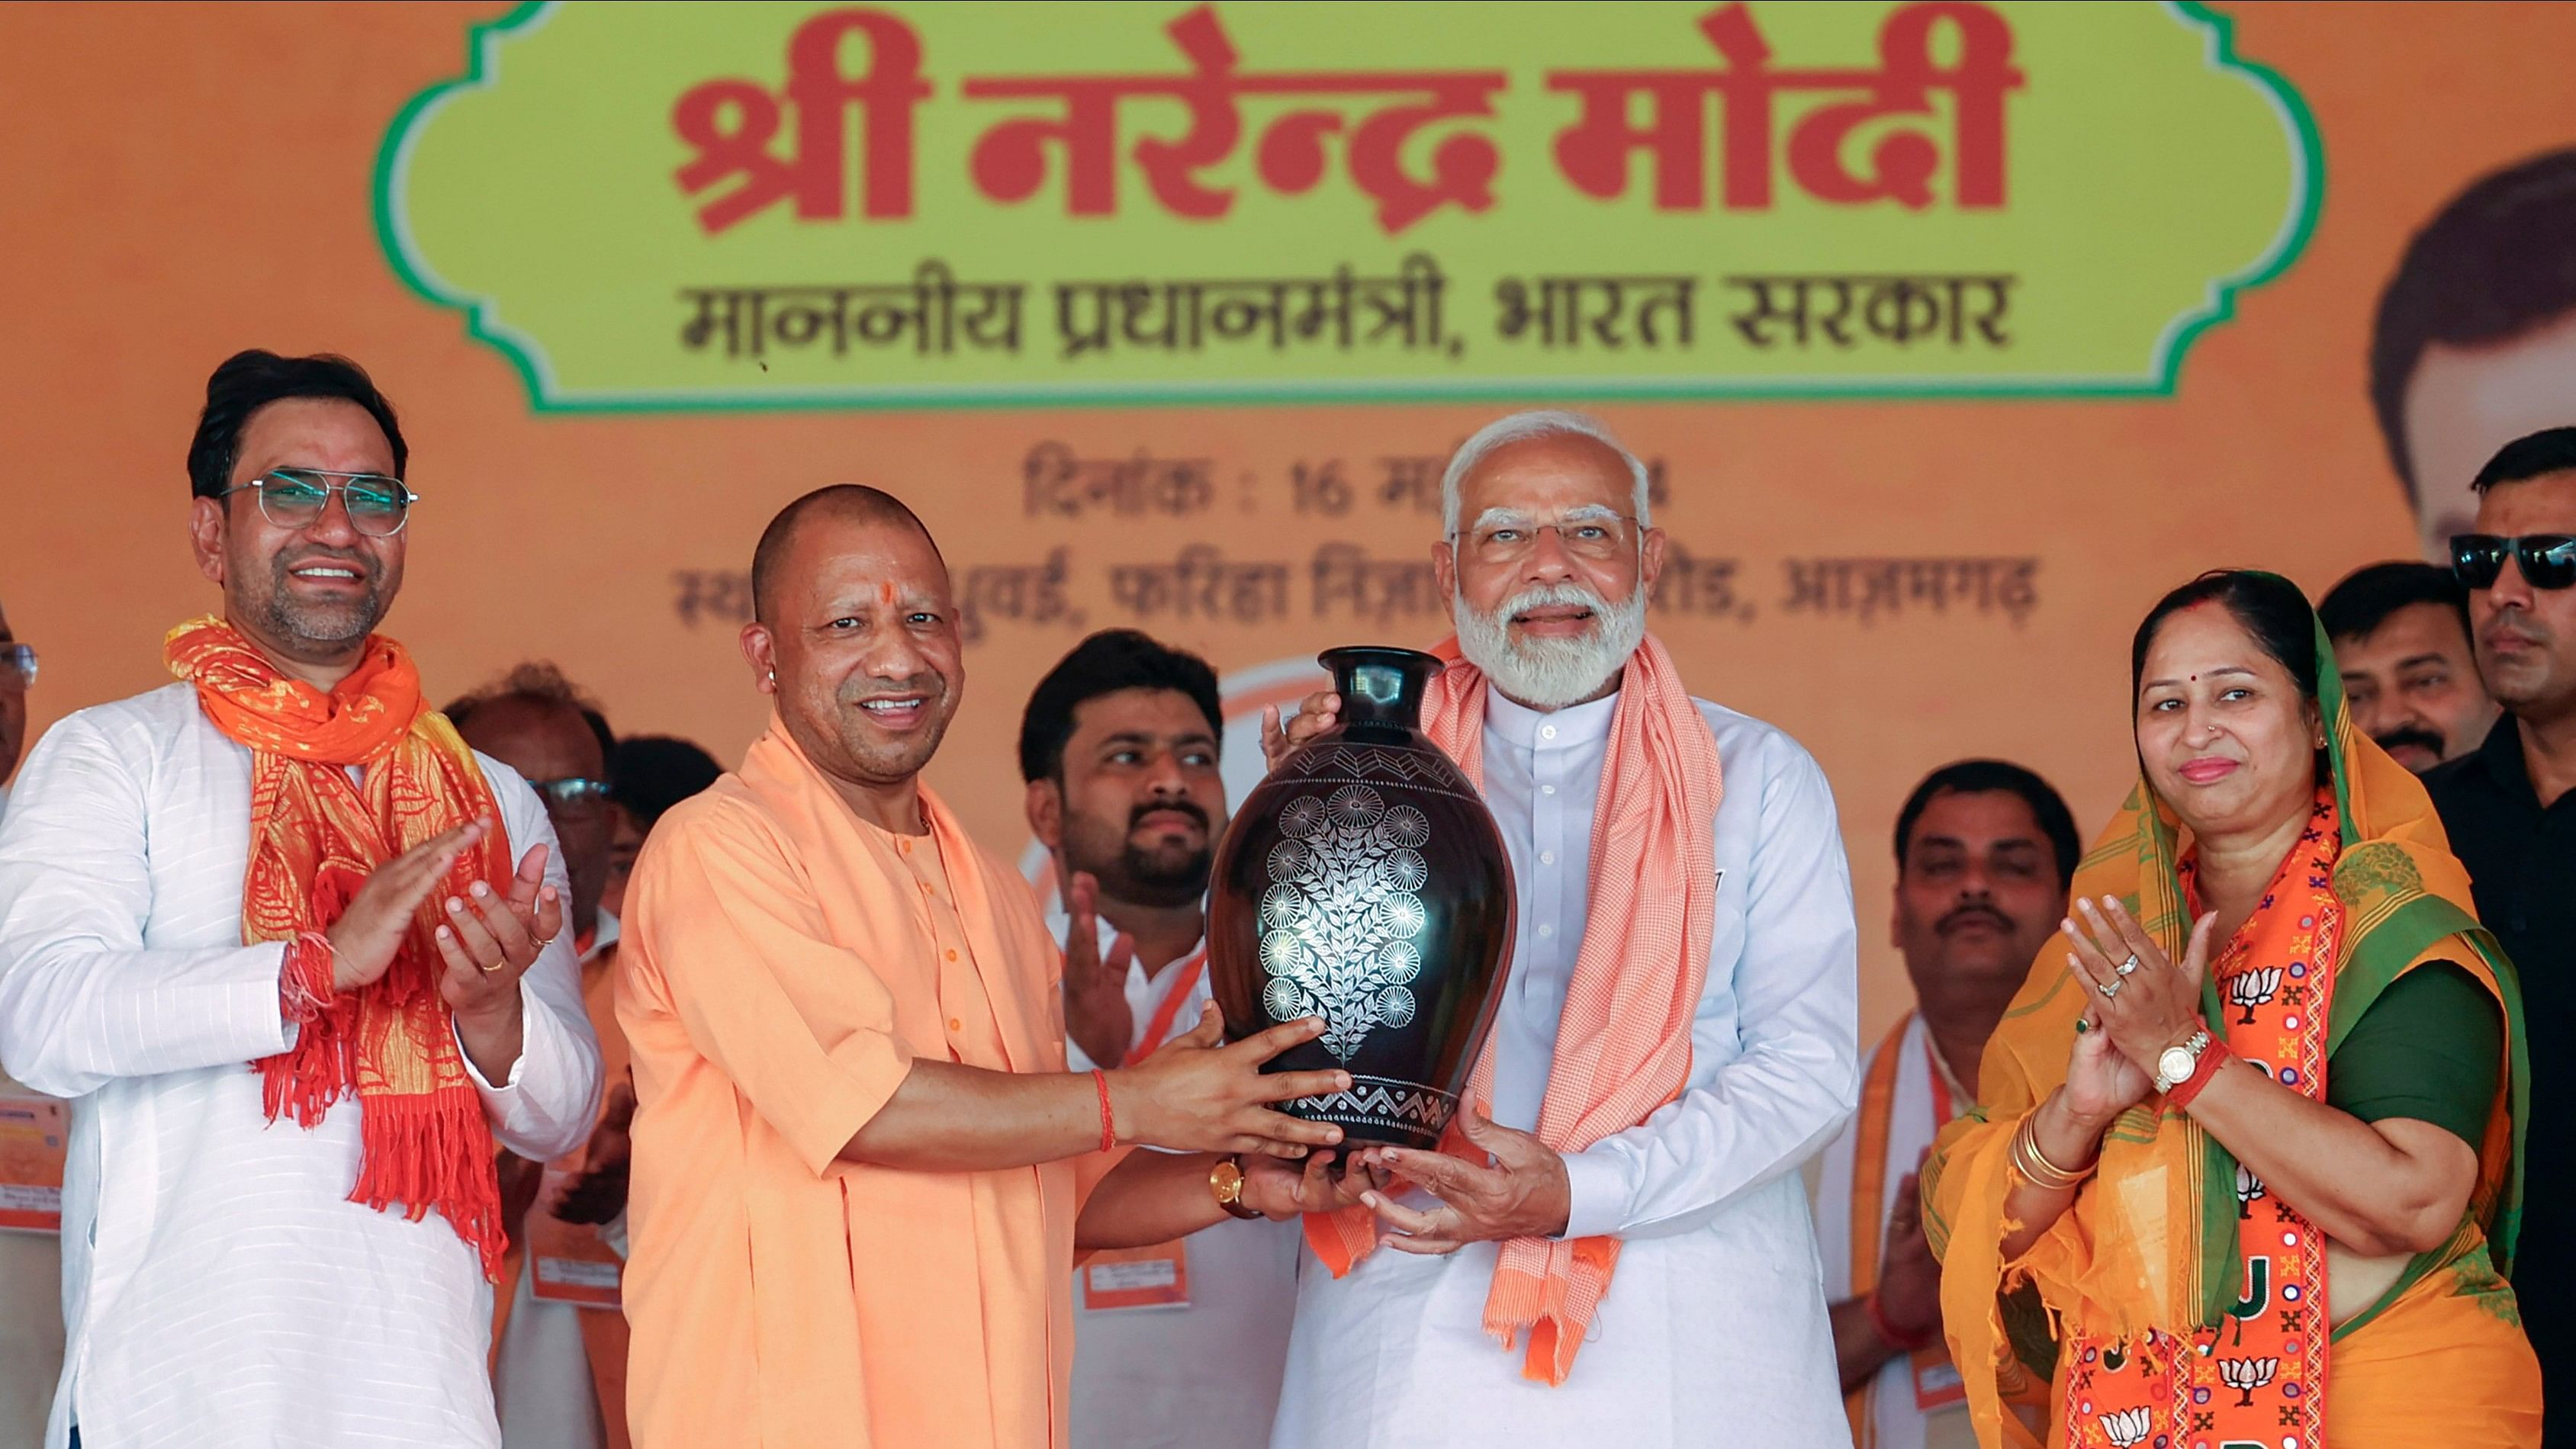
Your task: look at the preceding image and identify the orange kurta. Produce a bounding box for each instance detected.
[616,723,1076,1449]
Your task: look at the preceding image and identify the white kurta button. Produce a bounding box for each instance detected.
[1540,851,1555,865]
[1541,724,1557,740]
[1541,784,1556,795]
[1538,924,1554,937]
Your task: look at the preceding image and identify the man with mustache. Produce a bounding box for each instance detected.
[1019,628,1301,1449]
[2318,561,2497,772]
[615,486,1349,1449]
[0,349,602,1449]
[1813,760,2078,1449]
[2425,426,2576,1444]
[1249,410,1862,1445]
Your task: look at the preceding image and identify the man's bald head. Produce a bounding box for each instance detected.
[751,484,943,627]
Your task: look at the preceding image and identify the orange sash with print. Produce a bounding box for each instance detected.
[166,615,509,1277]
[2061,790,2340,1447]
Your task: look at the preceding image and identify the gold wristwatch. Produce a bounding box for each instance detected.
[1209,1155,1262,1220]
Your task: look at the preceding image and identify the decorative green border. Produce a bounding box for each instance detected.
[371,0,2324,414]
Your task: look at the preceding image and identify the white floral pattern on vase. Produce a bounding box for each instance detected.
[1256,782,1433,1062]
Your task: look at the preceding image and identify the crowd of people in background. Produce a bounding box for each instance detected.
[0,333,2572,1449]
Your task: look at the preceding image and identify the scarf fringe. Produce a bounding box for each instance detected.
[350,1084,510,1280]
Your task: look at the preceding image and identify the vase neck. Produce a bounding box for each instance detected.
[1320,646,1442,732]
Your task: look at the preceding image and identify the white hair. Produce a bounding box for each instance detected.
[1439,409,1652,537]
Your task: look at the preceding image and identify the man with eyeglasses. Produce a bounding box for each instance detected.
[0,349,600,1449]
[448,663,629,1449]
[2423,424,2576,1445]
[1184,410,1858,1445]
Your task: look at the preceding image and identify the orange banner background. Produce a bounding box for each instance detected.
[3,2,2569,1043]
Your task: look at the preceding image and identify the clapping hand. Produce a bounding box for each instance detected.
[2063,895,2217,1078]
[1060,871,1139,1068]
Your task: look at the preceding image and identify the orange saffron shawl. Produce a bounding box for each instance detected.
[167,615,510,1277]
[1304,633,1722,1386]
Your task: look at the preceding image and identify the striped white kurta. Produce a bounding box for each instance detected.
[0,683,601,1449]
[1269,689,1860,1449]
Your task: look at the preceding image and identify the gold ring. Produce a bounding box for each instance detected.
[476,960,506,975]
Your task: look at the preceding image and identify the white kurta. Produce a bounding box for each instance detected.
[1270,687,1860,1449]
[1813,1012,1975,1449]
[0,773,66,1449]
[0,683,602,1449]
[1054,901,1301,1449]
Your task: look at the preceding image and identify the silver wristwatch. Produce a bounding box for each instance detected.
[2154,1030,2214,1093]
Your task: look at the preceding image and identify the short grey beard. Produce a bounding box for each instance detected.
[1453,581,1645,709]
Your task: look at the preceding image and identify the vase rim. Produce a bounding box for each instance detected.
[1315,644,1447,672]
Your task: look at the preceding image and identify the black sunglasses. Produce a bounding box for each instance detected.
[2451,533,2576,591]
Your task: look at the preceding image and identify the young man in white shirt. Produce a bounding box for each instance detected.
[1020,629,1301,1449]
[0,349,601,1449]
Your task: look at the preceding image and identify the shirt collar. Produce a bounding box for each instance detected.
[579,909,621,963]
[1484,685,1621,751]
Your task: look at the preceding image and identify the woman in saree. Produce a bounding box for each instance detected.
[1924,570,2538,1448]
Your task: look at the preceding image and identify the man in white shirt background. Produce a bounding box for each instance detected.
[1259,410,1860,1447]
[0,349,600,1449]
[1812,760,2076,1449]
[449,662,632,1449]
[0,602,61,1447]
[1019,628,1301,1449]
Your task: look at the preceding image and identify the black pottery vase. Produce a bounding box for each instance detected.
[1208,646,1516,1149]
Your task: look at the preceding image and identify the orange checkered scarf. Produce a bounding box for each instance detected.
[166,615,508,1277]
[1304,632,1723,1385]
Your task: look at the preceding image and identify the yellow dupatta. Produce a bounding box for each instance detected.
[1920,599,2527,1447]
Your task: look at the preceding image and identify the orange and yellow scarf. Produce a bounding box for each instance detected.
[1922,600,2526,1447]
[1304,632,1722,1386]
[166,614,510,1277]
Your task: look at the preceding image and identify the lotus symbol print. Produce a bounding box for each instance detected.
[2227,965,2285,1024]
[2236,1162,2267,1219]
[2217,1355,2280,1407]
[1257,784,1433,1061]
[2096,1407,2151,1447]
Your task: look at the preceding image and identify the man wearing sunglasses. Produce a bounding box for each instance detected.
[2426,424,2576,1446]
[0,350,601,1449]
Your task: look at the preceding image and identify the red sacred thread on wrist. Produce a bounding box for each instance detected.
[279,931,336,1023]
[1091,1068,1118,1152]
[1867,1290,1936,1351]
[2166,1039,2229,1110]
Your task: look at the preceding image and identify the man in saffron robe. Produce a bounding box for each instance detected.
[616,485,1348,1449]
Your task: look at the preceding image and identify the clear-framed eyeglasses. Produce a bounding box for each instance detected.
[215,467,418,538]
[1449,511,1641,567]
[0,644,34,692]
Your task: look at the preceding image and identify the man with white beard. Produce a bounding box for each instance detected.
[1243,410,1860,1446]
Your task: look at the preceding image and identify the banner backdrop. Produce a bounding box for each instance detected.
[5,2,2574,1043]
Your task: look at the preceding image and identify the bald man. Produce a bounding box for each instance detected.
[616,485,1349,1449]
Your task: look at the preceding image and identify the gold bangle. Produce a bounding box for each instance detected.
[2011,1114,2096,1191]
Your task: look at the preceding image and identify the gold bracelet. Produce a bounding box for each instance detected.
[2011,1113,2096,1191]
